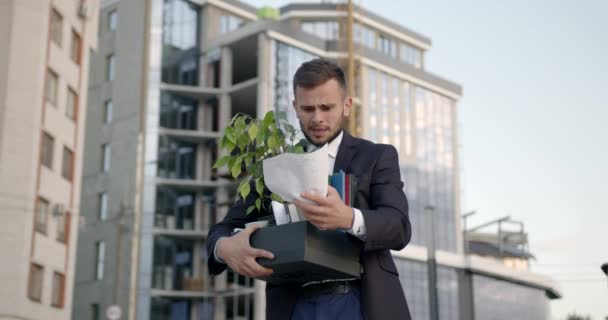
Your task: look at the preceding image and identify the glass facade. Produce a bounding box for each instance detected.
[157,136,196,180]
[162,0,200,85]
[354,23,376,48]
[301,21,339,40]
[473,275,550,320]
[219,14,243,35]
[160,92,198,130]
[400,43,422,68]
[274,42,318,128]
[155,188,196,230]
[395,259,459,320]
[365,66,457,252]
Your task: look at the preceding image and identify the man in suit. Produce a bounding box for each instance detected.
[206,59,412,320]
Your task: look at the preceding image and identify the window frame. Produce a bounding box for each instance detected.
[108,9,118,31]
[50,8,63,47]
[41,131,55,169]
[70,29,82,64]
[66,87,78,120]
[51,271,65,308]
[103,100,113,124]
[98,193,108,221]
[28,263,44,302]
[95,241,105,280]
[106,54,115,81]
[61,146,74,181]
[35,197,50,235]
[45,69,59,106]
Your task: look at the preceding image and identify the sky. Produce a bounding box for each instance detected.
[247,0,608,318]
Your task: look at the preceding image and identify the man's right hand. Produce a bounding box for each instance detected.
[216,224,275,278]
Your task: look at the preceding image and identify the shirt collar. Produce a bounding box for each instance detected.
[307,130,343,159]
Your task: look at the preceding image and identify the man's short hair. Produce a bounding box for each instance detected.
[292,59,347,96]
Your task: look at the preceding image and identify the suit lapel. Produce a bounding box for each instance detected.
[334,131,359,173]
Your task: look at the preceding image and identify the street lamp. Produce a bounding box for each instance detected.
[425,205,439,320]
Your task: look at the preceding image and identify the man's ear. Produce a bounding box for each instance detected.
[292,99,299,118]
[343,97,352,117]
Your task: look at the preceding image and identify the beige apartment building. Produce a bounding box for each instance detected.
[0,0,98,319]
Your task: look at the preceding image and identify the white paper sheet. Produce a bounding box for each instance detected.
[263,144,328,204]
[271,201,290,225]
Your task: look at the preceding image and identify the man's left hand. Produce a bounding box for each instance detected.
[293,186,353,230]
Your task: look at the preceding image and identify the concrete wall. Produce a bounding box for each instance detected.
[0,0,98,319]
[73,0,144,318]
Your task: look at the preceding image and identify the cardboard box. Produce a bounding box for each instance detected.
[249,221,362,285]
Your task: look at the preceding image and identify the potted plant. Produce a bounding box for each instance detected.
[213,111,308,215]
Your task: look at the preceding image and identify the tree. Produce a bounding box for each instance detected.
[566,312,592,320]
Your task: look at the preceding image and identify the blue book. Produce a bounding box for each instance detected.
[329,171,346,203]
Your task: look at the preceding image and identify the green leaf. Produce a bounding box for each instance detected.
[255,199,261,211]
[255,178,264,196]
[263,111,275,128]
[295,145,304,153]
[238,180,251,200]
[251,162,263,178]
[246,205,256,215]
[235,116,247,136]
[270,193,284,203]
[237,133,249,150]
[226,127,236,144]
[248,123,258,140]
[268,135,277,149]
[213,155,231,169]
[244,153,253,169]
[231,157,242,178]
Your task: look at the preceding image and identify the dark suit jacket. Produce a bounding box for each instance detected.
[206,132,412,320]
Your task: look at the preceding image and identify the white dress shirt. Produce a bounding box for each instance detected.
[311,131,367,240]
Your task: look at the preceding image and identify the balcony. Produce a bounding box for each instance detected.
[158,127,221,144]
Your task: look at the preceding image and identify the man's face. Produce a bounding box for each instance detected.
[293,79,352,146]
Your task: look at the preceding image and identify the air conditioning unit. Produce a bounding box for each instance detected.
[52,204,66,217]
[78,3,88,19]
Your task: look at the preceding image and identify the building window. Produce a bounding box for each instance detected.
[300,21,339,40]
[46,69,59,106]
[108,9,118,31]
[35,197,49,234]
[56,211,67,243]
[41,132,54,169]
[50,8,63,46]
[28,263,44,302]
[161,0,200,86]
[400,43,422,68]
[379,35,397,58]
[62,146,74,181]
[95,241,105,280]
[101,144,111,172]
[219,15,244,34]
[103,100,113,124]
[91,303,100,320]
[66,87,77,120]
[98,193,108,221]
[354,23,375,48]
[106,54,115,81]
[70,29,82,64]
[51,272,65,308]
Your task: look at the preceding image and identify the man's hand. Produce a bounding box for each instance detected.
[216,224,275,278]
[293,186,354,230]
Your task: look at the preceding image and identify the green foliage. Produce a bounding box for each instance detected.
[566,313,592,320]
[213,111,308,215]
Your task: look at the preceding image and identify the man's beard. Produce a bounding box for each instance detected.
[299,119,344,147]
